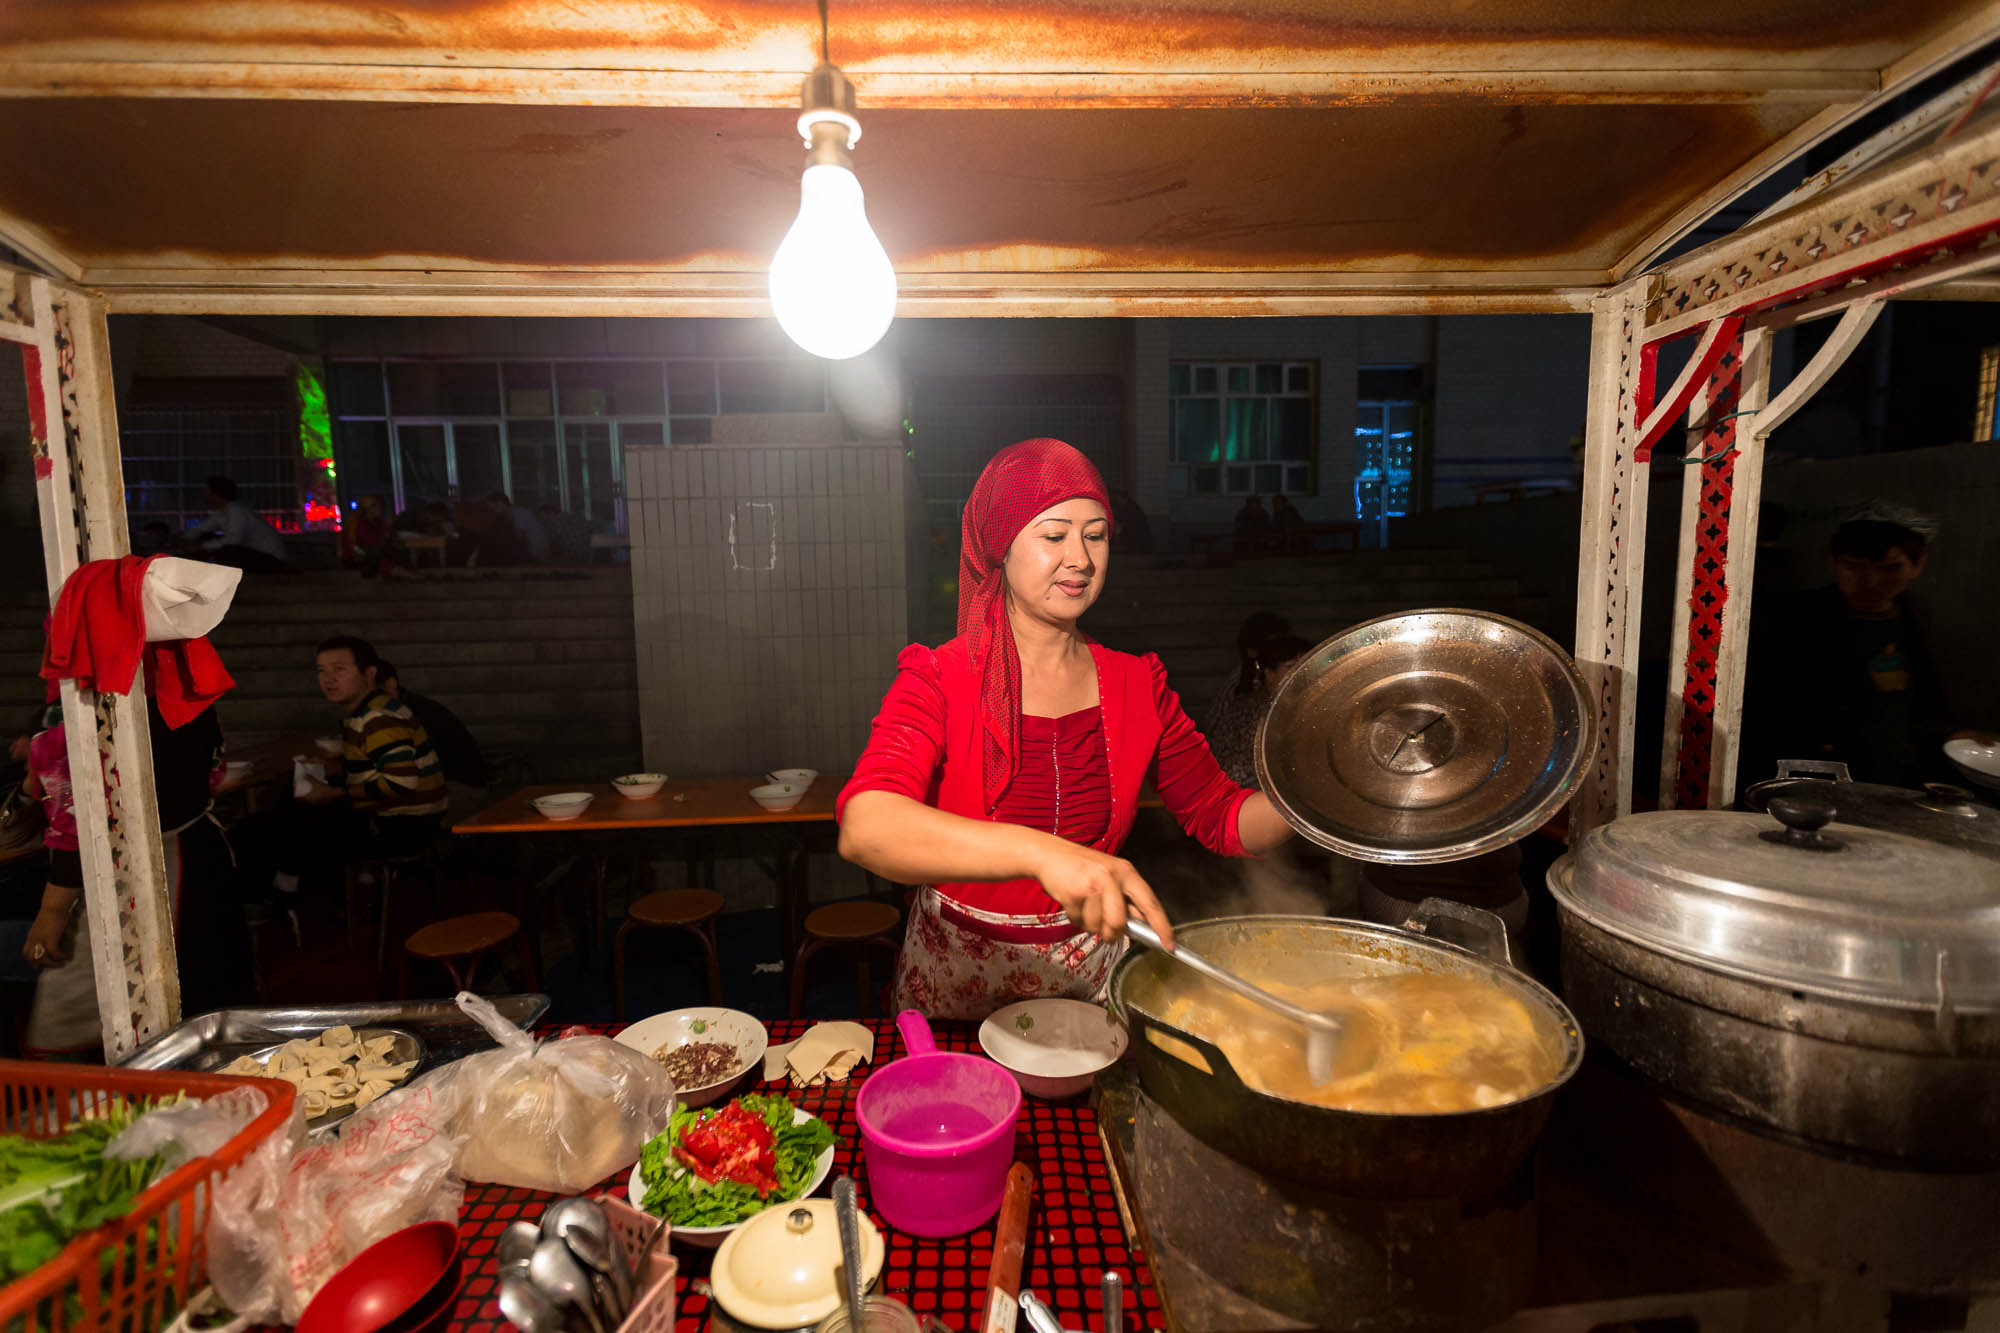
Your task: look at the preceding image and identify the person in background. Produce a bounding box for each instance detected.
[481,493,550,567]
[340,493,418,581]
[838,438,1296,1021]
[1204,631,1311,788]
[150,698,247,1016]
[1270,494,1299,554]
[1743,501,1979,789]
[190,475,289,574]
[536,501,593,565]
[1232,494,1274,554]
[1107,488,1153,555]
[1206,611,1291,726]
[376,659,485,788]
[133,520,176,557]
[233,636,447,906]
[20,703,100,1054]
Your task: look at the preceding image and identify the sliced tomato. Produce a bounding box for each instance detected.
[673,1103,781,1196]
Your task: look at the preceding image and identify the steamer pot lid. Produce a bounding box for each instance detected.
[1742,761,2000,861]
[1256,611,1594,864]
[1554,805,2000,1011]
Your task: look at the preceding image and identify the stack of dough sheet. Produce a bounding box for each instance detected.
[220,1025,418,1118]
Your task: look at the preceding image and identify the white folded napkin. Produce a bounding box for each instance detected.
[141,556,241,642]
[763,1021,876,1087]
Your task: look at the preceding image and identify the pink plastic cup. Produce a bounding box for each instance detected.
[857,1009,1023,1237]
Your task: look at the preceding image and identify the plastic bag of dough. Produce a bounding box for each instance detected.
[420,990,676,1194]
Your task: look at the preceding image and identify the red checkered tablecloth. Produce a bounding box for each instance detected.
[448,1019,1161,1332]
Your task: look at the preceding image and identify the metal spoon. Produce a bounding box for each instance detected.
[498,1219,541,1284]
[1102,1271,1123,1333]
[498,1273,566,1333]
[833,1175,866,1331]
[1018,1290,1067,1333]
[545,1197,632,1318]
[1126,919,1345,1084]
[529,1236,610,1333]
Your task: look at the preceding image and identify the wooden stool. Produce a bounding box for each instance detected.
[347,848,440,980]
[398,910,537,997]
[615,889,725,1021]
[788,900,901,1020]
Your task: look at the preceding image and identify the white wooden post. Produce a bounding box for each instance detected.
[1570,278,1652,838]
[20,274,179,1058]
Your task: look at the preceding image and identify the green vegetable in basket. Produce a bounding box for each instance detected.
[0,1098,175,1284]
[638,1093,835,1228]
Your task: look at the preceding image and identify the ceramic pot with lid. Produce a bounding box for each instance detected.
[707,1198,886,1332]
[1550,792,2000,1170]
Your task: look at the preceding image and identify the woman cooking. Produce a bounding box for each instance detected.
[837,438,1296,1020]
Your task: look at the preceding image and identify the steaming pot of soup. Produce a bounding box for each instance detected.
[1108,900,1584,1201]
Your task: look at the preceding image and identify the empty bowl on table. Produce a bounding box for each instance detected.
[614,772,669,800]
[1945,738,2000,793]
[295,1220,460,1333]
[223,760,255,784]
[978,998,1130,1099]
[750,783,805,812]
[315,736,345,758]
[766,768,819,787]
[530,792,596,821]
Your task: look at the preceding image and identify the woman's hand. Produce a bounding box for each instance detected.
[1029,840,1175,948]
[24,906,69,968]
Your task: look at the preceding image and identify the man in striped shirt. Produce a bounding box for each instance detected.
[305,636,448,828]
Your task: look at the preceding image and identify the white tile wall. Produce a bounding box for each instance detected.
[627,441,911,780]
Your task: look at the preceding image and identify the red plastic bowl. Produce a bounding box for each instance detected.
[385,1252,466,1333]
[297,1221,462,1333]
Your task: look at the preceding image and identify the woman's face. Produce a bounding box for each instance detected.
[1004,498,1109,627]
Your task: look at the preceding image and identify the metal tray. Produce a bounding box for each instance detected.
[119,993,552,1077]
[208,1027,427,1133]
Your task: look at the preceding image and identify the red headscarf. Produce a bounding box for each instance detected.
[958,438,1112,812]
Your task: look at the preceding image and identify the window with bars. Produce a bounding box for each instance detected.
[328,356,828,529]
[1167,361,1315,496]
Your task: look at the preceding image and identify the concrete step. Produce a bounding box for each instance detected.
[217,690,639,732]
[215,596,635,627]
[209,638,637,670]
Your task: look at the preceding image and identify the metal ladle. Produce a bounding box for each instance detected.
[499,1273,566,1333]
[1126,920,1345,1084]
[834,1175,866,1331]
[529,1237,609,1333]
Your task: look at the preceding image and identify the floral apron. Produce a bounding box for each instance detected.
[891,884,1126,1022]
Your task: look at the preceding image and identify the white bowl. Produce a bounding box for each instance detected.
[979,998,1129,1099]
[530,791,595,821]
[627,1106,835,1248]
[613,772,669,800]
[614,1007,768,1108]
[313,736,343,758]
[766,768,819,787]
[749,783,805,812]
[1945,738,2000,792]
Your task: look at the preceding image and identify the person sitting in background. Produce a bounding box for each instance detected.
[1743,501,1979,789]
[536,501,593,565]
[233,636,447,906]
[133,520,176,557]
[340,493,418,581]
[477,493,550,567]
[1232,495,1274,554]
[190,475,288,574]
[1270,495,1299,554]
[1205,611,1291,750]
[376,659,485,787]
[1204,631,1311,788]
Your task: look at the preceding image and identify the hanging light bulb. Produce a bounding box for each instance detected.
[769,59,897,361]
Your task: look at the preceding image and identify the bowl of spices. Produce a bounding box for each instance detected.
[614,1007,769,1108]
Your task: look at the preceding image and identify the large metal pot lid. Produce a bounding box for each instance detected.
[1255,610,1594,864]
[1553,802,2000,1012]
[1743,760,2000,861]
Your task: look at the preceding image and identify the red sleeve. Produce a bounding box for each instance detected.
[837,644,949,822]
[1144,653,1253,857]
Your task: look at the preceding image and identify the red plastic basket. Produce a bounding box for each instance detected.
[0,1059,297,1332]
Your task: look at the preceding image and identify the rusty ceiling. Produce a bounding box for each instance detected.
[0,0,1995,316]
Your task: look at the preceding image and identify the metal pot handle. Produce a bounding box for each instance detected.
[1400,896,1513,967]
[1122,1002,1256,1097]
[1774,759,1854,782]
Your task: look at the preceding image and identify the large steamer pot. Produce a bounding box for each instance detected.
[1551,795,2000,1171]
[1107,904,1583,1202]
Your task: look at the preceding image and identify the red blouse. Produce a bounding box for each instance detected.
[990,707,1112,851]
[838,638,1253,917]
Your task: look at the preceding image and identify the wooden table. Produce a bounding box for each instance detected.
[217,733,327,800]
[453,777,848,964]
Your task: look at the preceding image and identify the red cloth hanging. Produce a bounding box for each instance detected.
[41,555,235,729]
